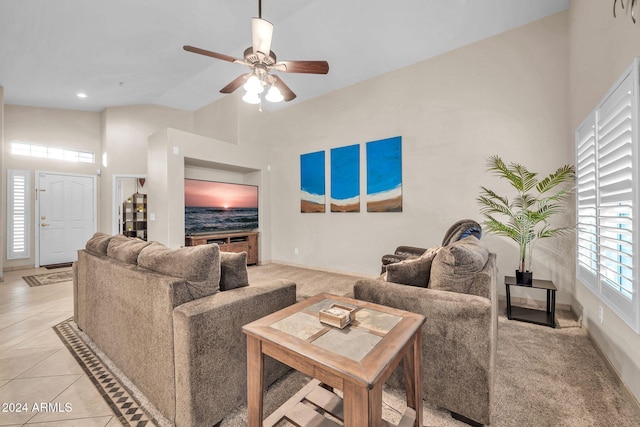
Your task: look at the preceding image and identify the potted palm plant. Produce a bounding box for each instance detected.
[477,155,575,284]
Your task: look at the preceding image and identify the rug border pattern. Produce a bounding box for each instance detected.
[22,270,74,287]
[53,317,156,427]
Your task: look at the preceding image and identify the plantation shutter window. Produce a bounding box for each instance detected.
[575,58,639,333]
[597,74,634,310]
[7,169,31,259]
[576,112,597,284]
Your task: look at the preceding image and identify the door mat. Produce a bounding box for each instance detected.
[53,318,156,427]
[22,270,73,287]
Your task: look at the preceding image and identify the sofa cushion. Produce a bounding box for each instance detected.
[107,235,152,264]
[219,252,249,291]
[138,242,221,299]
[385,247,439,288]
[85,232,113,255]
[430,236,489,294]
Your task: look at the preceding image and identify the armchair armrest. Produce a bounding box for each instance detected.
[394,245,428,258]
[354,278,491,326]
[381,246,428,273]
[172,280,296,426]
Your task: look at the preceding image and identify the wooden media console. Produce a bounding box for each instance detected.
[185,231,258,265]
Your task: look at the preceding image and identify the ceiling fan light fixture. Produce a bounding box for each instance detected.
[242,91,261,104]
[265,85,284,103]
[183,0,328,103]
[243,74,264,94]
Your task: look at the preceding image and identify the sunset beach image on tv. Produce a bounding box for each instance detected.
[184,179,258,234]
[366,136,403,212]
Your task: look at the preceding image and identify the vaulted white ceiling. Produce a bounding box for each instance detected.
[0,0,569,112]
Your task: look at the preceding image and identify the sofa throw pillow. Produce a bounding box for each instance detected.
[85,232,113,255]
[138,242,221,299]
[219,251,249,291]
[385,247,439,288]
[430,236,489,294]
[106,235,152,264]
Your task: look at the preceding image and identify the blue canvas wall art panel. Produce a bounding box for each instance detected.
[330,144,360,212]
[366,136,402,212]
[300,150,326,213]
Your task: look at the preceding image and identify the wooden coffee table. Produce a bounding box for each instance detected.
[242,292,426,427]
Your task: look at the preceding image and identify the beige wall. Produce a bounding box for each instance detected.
[2,105,101,269]
[250,12,573,299]
[569,0,640,404]
[99,105,194,233]
[146,128,271,258]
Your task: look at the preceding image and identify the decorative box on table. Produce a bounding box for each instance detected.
[319,304,357,329]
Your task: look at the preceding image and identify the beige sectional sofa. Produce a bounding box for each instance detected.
[354,236,497,426]
[73,233,296,427]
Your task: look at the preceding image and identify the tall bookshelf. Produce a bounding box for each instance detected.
[123,192,147,240]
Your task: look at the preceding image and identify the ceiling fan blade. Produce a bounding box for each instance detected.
[272,77,296,102]
[183,45,245,65]
[220,74,250,94]
[273,60,329,74]
[252,17,273,57]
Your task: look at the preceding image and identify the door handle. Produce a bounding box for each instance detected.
[41,223,50,227]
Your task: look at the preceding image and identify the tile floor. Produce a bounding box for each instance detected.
[0,267,121,427]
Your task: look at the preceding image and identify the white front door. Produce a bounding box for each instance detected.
[37,172,96,266]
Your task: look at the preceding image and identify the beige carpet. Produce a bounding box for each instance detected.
[59,263,640,426]
[241,263,640,426]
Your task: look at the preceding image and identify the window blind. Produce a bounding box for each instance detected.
[576,58,639,333]
[576,113,597,281]
[7,169,30,259]
[597,75,634,304]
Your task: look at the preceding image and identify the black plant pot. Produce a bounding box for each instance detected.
[516,270,533,285]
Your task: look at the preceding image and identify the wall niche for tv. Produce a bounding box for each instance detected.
[184,158,261,235]
[183,158,261,264]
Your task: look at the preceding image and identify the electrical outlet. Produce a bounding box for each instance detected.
[294,248,299,255]
[598,306,604,325]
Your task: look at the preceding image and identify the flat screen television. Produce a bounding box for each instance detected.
[184,178,259,235]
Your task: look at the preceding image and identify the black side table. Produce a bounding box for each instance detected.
[505,276,557,328]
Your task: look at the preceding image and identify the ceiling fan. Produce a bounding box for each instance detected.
[183,0,329,105]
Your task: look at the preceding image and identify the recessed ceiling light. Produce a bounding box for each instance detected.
[77,93,87,98]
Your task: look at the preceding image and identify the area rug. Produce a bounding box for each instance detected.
[53,314,640,427]
[53,263,640,426]
[22,269,73,287]
[52,315,455,427]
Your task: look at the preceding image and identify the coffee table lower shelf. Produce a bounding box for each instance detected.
[264,379,416,427]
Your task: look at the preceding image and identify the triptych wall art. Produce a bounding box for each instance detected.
[300,136,402,213]
[300,150,326,213]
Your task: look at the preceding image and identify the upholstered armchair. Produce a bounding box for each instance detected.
[357,235,497,426]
